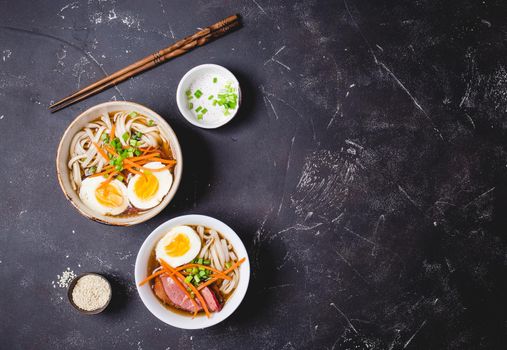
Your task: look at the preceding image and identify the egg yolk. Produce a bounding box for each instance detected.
[95,183,124,207]
[165,234,190,257]
[134,172,159,200]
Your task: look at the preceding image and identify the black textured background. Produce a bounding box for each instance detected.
[0,0,506,349]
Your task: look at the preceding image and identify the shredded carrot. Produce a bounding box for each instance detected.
[223,257,246,275]
[197,276,220,291]
[159,259,200,318]
[99,171,118,186]
[90,167,115,178]
[128,153,161,162]
[92,142,110,162]
[176,264,232,281]
[138,269,165,286]
[148,157,177,165]
[110,124,116,140]
[124,165,144,176]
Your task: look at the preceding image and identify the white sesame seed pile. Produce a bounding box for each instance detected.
[71,275,111,311]
[52,268,76,289]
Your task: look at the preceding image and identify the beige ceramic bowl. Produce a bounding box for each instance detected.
[56,101,183,226]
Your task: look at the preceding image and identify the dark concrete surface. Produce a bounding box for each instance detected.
[0,0,506,349]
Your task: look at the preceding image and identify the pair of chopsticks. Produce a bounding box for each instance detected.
[50,14,240,112]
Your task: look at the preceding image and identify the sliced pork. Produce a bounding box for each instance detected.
[154,274,222,313]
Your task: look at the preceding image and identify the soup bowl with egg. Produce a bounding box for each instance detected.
[135,215,250,329]
[56,101,183,226]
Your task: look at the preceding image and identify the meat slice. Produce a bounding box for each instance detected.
[159,275,202,313]
[200,286,222,312]
[154,274,223,313]
[153,276,172,305]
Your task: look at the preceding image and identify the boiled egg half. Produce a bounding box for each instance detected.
[127,162,173,210]
[156,225,201,267]
[79,176,129,215]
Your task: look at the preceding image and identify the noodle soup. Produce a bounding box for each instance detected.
[139,224,245,318]
[67,110,176,217]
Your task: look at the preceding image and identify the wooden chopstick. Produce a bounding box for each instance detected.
[50,14,240,112]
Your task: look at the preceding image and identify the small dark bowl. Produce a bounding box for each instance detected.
[67,273,112,315]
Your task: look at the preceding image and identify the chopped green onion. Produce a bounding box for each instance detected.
[129,139,137,147]
[115,164,123,171]
[195,106,202,113]
[122,132,129,142]
[185,90,191,96]
[201,108,208,115]
[198,258,203,265]
[212,100,217,106]
[225,261,232,269]
[116,175,124,182]
[147,119,154,126]
[194,90,203,98]
[134,149,142,156]
[186,268,193,273]
[193,275,201,283]
[197,114,203,120]
[184,275,193,283]
[192,267,198,274]
[198,267,205,271]
[190,292,195,299]
[129,112,138,117]
[213,77,217,83]
[89,166,97,174]
[208,95,214,100]
[188,103,194,110]
[203,259,211,265]
[199,270,206,277]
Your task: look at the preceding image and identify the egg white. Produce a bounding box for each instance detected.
[127,162,173,210]
[79,177,129,216]
[156,225,202,267]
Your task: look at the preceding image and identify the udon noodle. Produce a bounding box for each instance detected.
[67,111,176,216]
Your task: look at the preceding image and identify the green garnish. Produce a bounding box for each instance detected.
[89,166,97,174]
[225,261,232,269]
[203,259,211,265]
[195,106,202,112]
[129,139,137,147]
[129,112,138,117]
[192,267,198,274]
[122,132,129,142]
[115,164,123,171]
[194,89,203,98]
[201,108,208,115]
[188,103,194,110]
[197,114,203,120]
[134,149,142,156]
[197,258,203,265]
[184,275,193,283]
[213,77,217,83]
[208,95,214,100]
[147,119,154,126]
[199,270,206,277]
[116,175,124,182]
[193,275,201,283]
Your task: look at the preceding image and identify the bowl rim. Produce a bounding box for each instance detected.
[134,214,250,329]
[56,101,183,226]
[176,64,241,129]
[67,272,112,315]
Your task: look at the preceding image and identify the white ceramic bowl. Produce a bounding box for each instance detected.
[135,215,250,329]
[56,101,183,226]
[176,64,241,129]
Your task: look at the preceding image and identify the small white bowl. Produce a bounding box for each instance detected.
[135,214,250,329]
[176,64,241,129]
